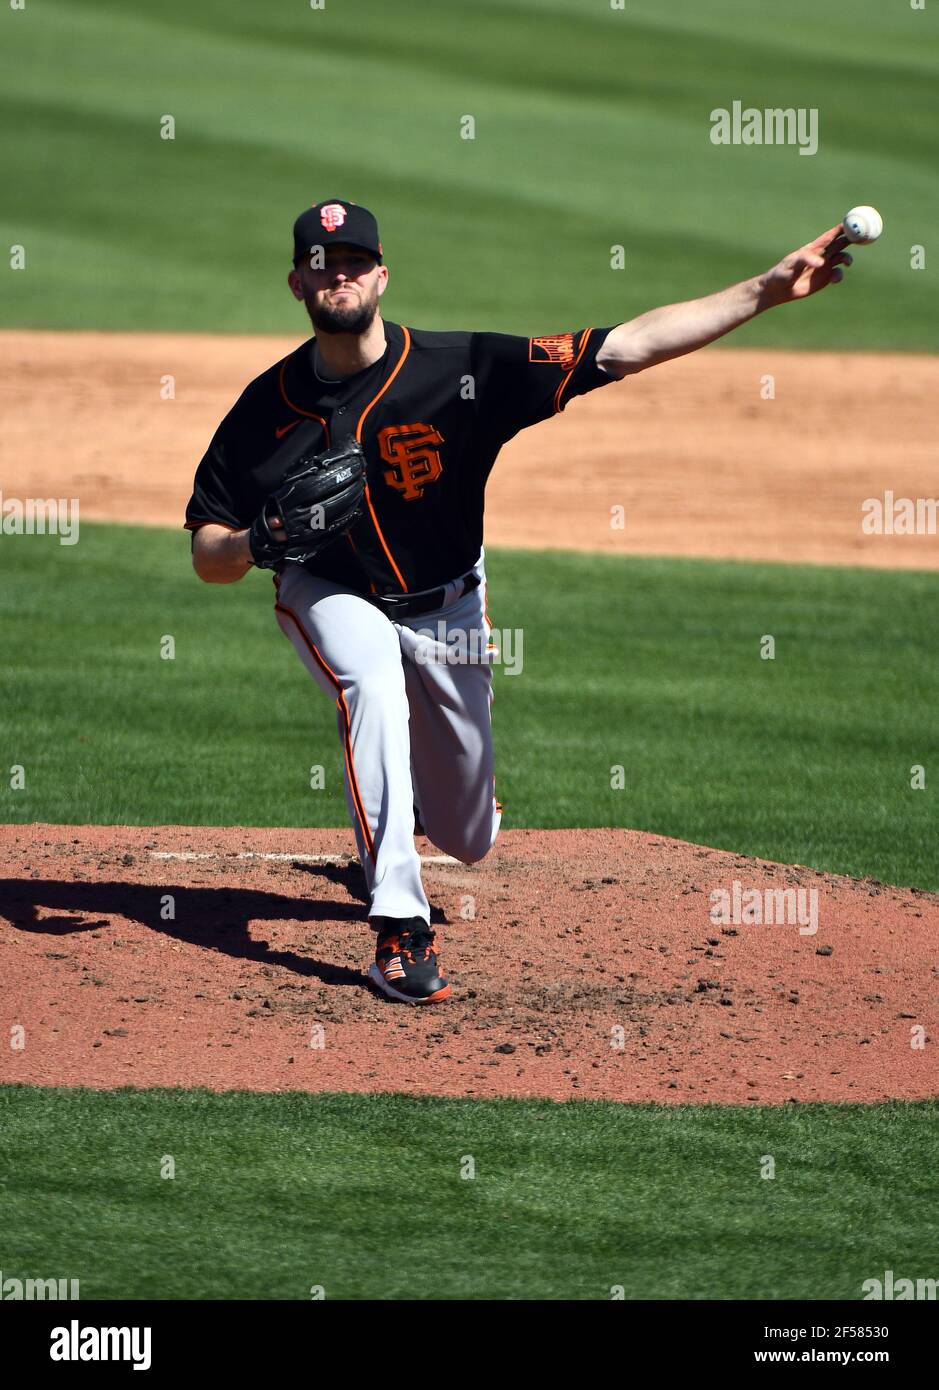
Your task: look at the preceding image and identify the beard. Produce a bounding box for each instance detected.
[305,283,379,336]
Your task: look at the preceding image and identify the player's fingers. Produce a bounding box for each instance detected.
[824,233,850,259]
[807,223,844,252]
[831,251,853,268]
[829,266,845,284]
[782,252,816,279]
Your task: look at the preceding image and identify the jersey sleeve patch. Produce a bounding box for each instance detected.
[528,333,576,368]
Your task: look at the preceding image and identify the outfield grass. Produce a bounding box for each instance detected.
[1,524,936,890]
[0,0,934,347]
[0,1086,935,1300]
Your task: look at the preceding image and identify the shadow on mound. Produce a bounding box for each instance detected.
[1,875,444,991]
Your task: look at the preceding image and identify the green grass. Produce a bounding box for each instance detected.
[0,1086,935,1299]
[1,524,936,890]
[0,0,935,346]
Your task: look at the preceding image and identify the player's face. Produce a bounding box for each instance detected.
[289,245,387,335]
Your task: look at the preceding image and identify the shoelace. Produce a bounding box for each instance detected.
[404,927,435,961]
[380,926,435,963]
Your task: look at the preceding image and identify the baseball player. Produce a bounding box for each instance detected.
[185,198,852,1003]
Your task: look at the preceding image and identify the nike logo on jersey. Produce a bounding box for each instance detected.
[275,419,301,439]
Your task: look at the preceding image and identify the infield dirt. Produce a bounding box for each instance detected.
[1,329,937,570]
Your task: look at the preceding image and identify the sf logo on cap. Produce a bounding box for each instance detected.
[320,203,347,232]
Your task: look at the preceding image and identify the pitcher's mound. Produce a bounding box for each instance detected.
[1,825,936,1104]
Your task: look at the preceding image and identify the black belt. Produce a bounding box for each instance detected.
[367,571,480,619]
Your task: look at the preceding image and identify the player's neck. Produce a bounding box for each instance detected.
[312,317,387,382]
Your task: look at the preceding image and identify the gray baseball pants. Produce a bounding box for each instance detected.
[273,550,501,923]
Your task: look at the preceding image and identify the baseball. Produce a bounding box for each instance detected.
[842,205,883,244]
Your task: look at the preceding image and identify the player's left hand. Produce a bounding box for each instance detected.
[757,225,853,308]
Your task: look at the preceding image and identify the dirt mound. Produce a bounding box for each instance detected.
[1,825,935,1104]
[1,329,937,570]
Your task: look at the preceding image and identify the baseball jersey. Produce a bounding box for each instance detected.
[184,319,617,595]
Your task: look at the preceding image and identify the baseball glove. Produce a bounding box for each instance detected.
[249,436,367,569]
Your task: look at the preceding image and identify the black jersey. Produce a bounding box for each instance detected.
[184,319,616,595]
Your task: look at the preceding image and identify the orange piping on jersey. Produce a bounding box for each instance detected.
[345,531,378,594]
[278,360,330,437]
[185,518,239,532]
[359,479,408,590]
[274,599,376,864]
[356,326,411,439]
[483,582,498,659]
[553,328,592,414]
[354,327,412,592]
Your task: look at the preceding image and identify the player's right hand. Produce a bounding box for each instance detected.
[757,225,853,308]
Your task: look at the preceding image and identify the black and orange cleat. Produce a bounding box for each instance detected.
[368,917,451,1004]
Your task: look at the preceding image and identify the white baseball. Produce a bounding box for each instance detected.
[842,205,883,245]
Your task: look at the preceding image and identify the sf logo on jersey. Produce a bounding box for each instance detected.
[377,424,445,501]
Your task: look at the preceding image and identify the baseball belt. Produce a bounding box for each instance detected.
[367,571,481,620]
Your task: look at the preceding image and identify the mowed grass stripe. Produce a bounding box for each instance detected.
[0,0,934,344]
[0,1086,935,1300]
[1,526,936,891]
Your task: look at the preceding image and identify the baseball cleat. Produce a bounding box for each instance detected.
[368,917,451,1004]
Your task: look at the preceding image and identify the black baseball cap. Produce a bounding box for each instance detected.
[292,199,383,265]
